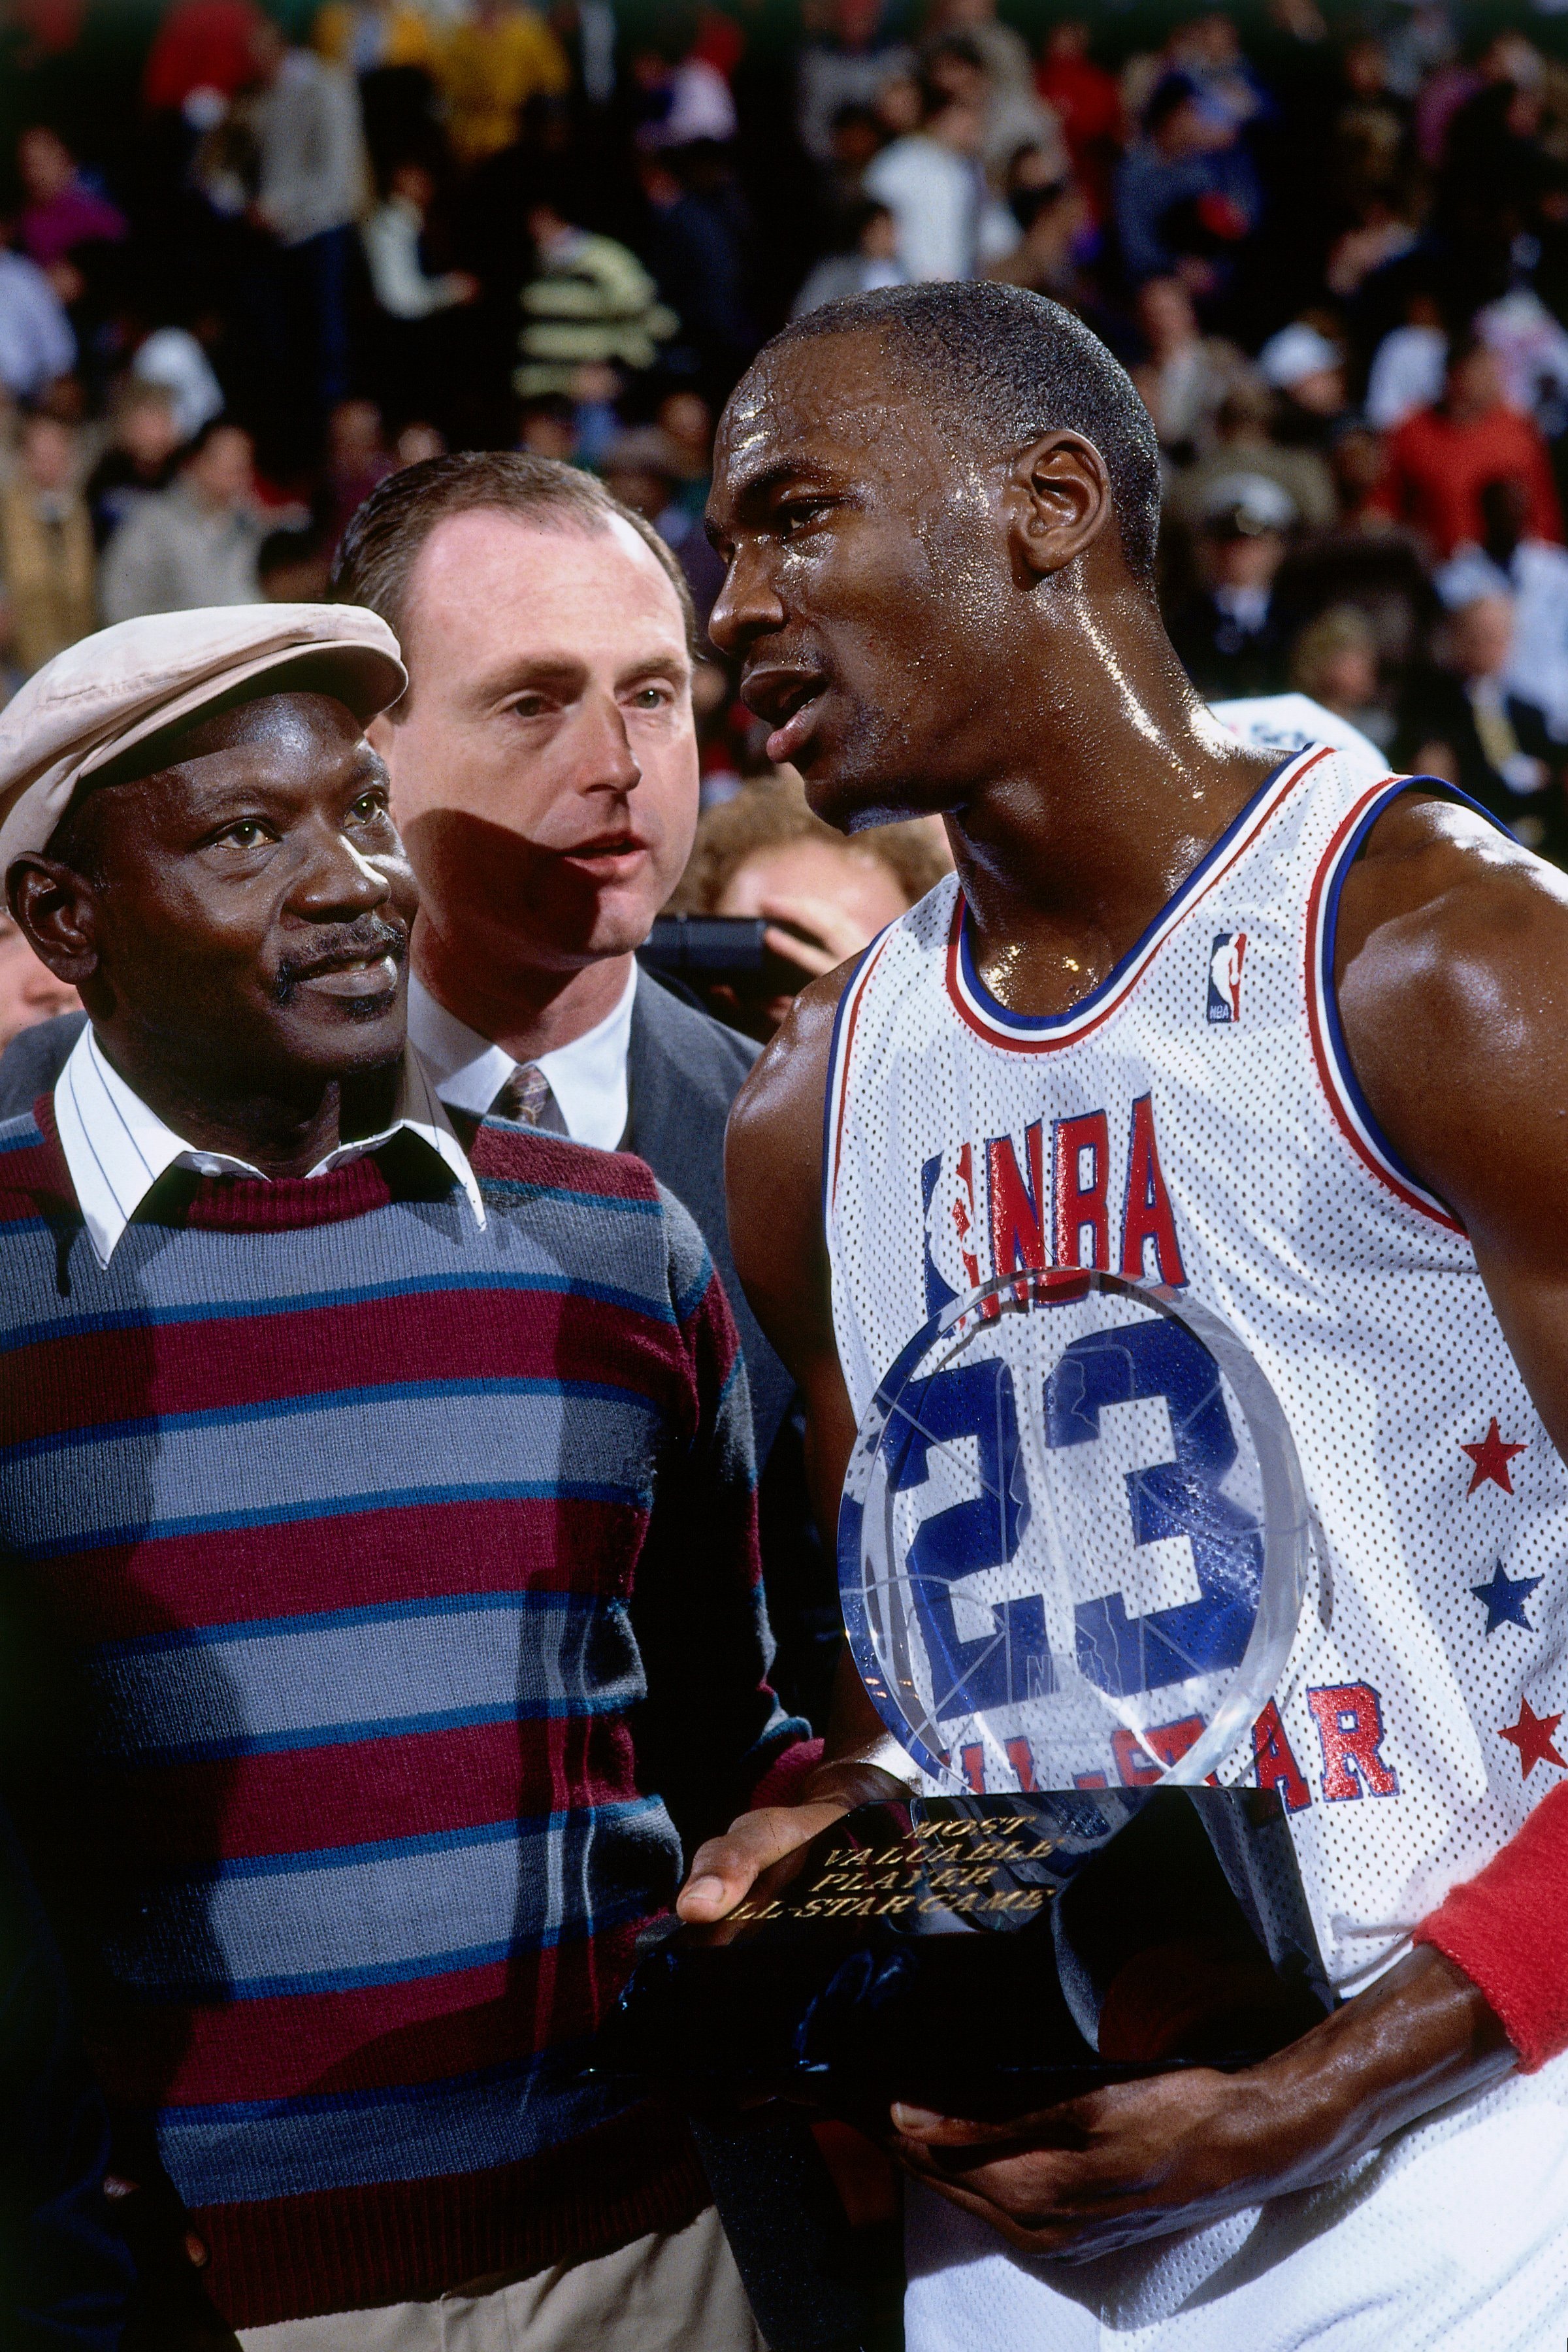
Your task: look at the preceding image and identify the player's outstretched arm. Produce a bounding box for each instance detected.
[678,964,915,1925]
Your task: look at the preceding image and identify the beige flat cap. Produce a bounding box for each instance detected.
[0,603,407,874]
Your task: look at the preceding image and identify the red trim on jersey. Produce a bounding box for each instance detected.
[1413,1782,1568,2072]
[1304,781,1465,1233]
[943,745,1333,1054]
[828,932,891,1206]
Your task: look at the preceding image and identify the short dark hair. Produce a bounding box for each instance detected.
[329,451,699,685]
[764,282,1162,584]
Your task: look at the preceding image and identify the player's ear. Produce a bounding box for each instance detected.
[1007,432,1113,583]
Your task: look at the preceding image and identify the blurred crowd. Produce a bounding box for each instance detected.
[7,0,1568,979]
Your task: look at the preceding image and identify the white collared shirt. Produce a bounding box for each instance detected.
[407,963,637,1152]
[54,1024,485,1269]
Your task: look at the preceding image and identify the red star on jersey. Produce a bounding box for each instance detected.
[1498,1700,1568,1780]
[1461,1418,1526,1495]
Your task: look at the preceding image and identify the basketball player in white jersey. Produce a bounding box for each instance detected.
[675,283,1568,2350]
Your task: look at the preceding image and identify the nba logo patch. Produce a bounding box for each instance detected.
[1207,931,1246,1023]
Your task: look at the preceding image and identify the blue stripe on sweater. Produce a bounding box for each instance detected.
[83,1594,645,1764]
[157,2046,637,2206]
[0,1386,662,1558]
[0,1270,676,1356]
[0,1187,676,1330]
[109,1800,678,2005]
[12,1376,653,1459]
[12,1484,643,1565]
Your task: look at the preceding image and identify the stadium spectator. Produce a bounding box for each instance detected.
[0,238,73,402]
[435,0,571,167]
[1288,604,1397,751]
[311,0,437,75]
[127,319,225,442]
[0,411,94,676]
[1256,318,1350,444]
[83,381,183,549]
[1365,291,1449,431]
[791,199,904,316]
[1437,473,1568,740]
[640,140,760,396]
[1167,481,1296,700]
[98,418,266,622]
[361,159,478,323]
[676,771,950,1037]
[863,76,1016,283]
[1373,340,1565,557]
[796,0,913,167]
[140,0,265,114]
[257,520,335,600]
[244,16,371,429]
[1113,69,1255,287]
[321,395,395,547]
[1131,273,1247,458]
[1034,17,1121,215]
[1398,589,1568,858]
[516,187,677,399]
[656,387,716,514]
[598,423,726,626]
[14,128,126,281]
[1167,374,1337,534]
[920,27,1064,186]
[984,159,1092,302]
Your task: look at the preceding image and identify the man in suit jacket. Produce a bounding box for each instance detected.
[333,451,829,1713]
[1397,589,1568,868]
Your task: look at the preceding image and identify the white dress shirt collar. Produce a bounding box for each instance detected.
[407,963,638,1153]
[54,1023,485,1269]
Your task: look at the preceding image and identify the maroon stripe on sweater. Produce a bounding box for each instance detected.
[196,2102,708,2330]
[26,1497,649,1642]
[117,1715,642,1869]
[95,1920,647,2108]
[467,1126,662,1203]
[5,1290,694,1443]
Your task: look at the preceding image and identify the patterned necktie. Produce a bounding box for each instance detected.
[487,1062,566,1132]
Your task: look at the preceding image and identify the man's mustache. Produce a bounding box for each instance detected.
[272,919,408,1004]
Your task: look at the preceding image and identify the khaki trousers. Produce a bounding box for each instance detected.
[239,2208,766,2352]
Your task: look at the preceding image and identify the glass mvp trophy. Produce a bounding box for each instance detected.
[604,1269,1333,2128]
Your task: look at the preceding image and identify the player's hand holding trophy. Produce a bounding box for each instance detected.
[604,1269,1331,2127]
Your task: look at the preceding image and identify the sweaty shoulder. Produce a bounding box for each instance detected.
[1335,792,1568,1239]
[725,958,858,1377]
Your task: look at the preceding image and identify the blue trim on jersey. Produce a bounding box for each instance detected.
[1318,775,1510,1222]
[821,943,873,1224]
[955,751,1299,1034]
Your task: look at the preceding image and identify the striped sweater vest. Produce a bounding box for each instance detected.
[0,1102,804,2327]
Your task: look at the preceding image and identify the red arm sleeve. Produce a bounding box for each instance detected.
[1411,1782,1568,2071]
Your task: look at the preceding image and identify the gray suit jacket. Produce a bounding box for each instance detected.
[625,972,793,1461]
[0,987,793,1458]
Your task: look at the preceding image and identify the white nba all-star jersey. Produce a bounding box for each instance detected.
[823,740,1568,2350]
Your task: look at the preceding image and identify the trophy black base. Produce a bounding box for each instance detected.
[600,1788,1332,2129]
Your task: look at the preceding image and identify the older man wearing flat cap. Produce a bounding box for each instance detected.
[0,607,808,2349]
